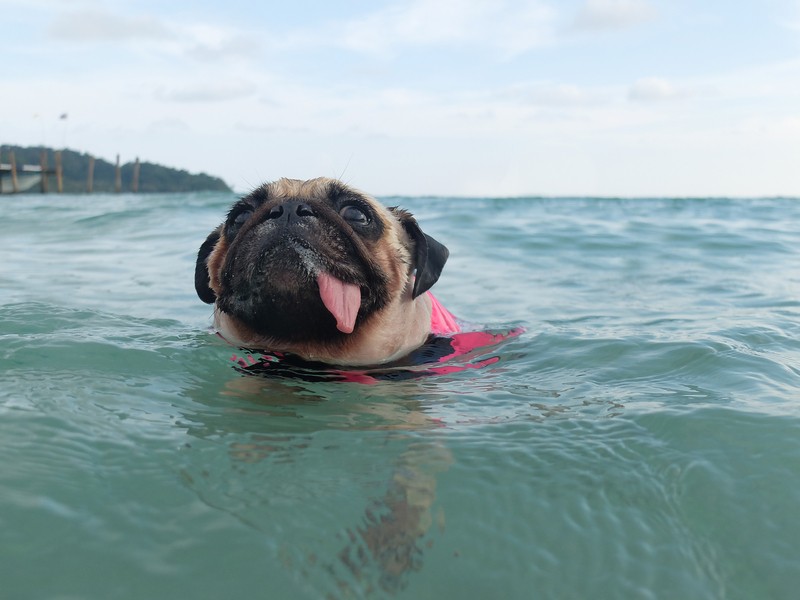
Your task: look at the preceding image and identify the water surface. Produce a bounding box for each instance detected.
[2,193,800,599]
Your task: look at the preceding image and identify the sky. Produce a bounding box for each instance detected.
[2,0,800,197]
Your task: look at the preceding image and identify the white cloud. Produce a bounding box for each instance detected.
[733,114,800,140]
[174,23,261,62]
[47,6,261,68]
[146,118,191,133]
[156,80,258,103]
[628,77,683,102]
[279,0,556,57]
[779,0,800,30]
[505,82,611,107]
[48,8,171,41]
[572,0,656,32]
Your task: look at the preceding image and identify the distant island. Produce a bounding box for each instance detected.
[0,145,231,194]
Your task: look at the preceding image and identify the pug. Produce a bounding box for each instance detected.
[195,177,457,366]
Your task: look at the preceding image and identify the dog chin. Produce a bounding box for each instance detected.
[213,309,274,351]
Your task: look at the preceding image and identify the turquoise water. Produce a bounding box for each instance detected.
[2,192,800,599]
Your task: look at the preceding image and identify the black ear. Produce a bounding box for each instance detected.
[400,216,449,299]
[195,228,221,304]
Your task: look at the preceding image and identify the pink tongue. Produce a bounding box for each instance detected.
[317,272,361,334]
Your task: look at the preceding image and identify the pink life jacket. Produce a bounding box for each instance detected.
[229,292,524,383]
[428,291,461,335]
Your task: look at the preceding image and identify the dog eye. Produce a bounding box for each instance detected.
[340,205,370,226]
[233,210,252,227]
[226,209,253,238]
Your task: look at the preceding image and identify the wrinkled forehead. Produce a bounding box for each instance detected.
[258,177,401,233]
[266,177,335,200]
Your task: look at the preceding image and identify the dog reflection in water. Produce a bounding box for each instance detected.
[220,376,452,595]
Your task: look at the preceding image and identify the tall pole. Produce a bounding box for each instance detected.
[115,154,122,193]
[86,155,95,193]
[9,151,19,193]
[132,157,140,193]
[55,150,63,193]
[40,149,49,193]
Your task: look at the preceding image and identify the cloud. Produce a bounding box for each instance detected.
[147,118,191,133]
[47,7,260,68]
[174,23,261,62]
[628,77,682,102]
[156,81,258,103]
[508,82,610,107]
[48,8,171,42]
[778,0,800,31]
[733,114,800,139]
[234,122,310,135]
[280,0,556,57]
[184,35,260,62]
[572,0,656,32]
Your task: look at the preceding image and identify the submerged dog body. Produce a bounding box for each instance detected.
[195,177,453,366]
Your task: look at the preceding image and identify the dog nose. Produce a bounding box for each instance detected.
[266,201,316,223]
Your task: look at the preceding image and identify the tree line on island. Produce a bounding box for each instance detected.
[1,145,231,194]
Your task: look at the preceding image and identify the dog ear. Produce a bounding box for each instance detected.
[195,227,221,304]
[391,208,449,298]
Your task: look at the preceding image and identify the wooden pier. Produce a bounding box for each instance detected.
[0,150,57,194]
[0,148,142,195]
[1,145,229,194]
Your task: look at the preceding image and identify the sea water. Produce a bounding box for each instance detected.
[1,192,799,599]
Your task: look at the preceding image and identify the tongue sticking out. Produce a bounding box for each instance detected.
[317,272,361,334]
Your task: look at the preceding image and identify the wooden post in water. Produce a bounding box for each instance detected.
[9,151,19,193]
[115,154,122,193]
[131,157,140,193]
[40,150,49,193]
[55,151,64,193]
[86,155,95,193]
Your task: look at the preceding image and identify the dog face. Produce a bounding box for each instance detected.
[195,178,448,353]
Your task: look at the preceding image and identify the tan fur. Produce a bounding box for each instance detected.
[205,226,227,296]
[204,178,436,366]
